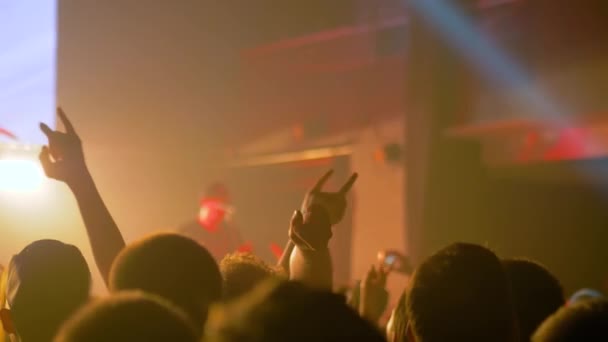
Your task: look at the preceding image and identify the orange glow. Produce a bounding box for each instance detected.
[0,159,45,193]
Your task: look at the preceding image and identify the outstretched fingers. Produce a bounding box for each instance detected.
[312,169,334,192]
[58,107,77,135]
[39,122,53,138]
[339,172,358,194]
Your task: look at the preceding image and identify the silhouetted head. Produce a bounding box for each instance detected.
[220,252,278,300]
[533,299,608,342]
[55,291,197,342]
[1,239,91,342]
[407,243,516,342]
[504,258,565,340]
[205,279,386,342]
[110,233,221,334]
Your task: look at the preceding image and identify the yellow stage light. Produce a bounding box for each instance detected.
[0,158,45,193]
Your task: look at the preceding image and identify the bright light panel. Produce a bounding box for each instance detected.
[0,1,57,145]
[0,159,44,193]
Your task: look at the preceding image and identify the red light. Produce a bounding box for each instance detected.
[0,128,17,140]
[198,198,227,232]
[517,131,540,163]
[544,128,585,161]
[237,242,254,253]
[270,243,284,260]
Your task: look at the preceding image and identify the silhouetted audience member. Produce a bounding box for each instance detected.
[533,299,608,342]
[205,279,386,342]
[55,291,197,342]
[109,233,221,335]
[220,252,279,300]
[407,243,517,342]
[0,240,91,342]
[386,290,408,342]
[504,258,565,340]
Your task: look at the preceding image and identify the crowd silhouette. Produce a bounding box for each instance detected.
[0,108,607,341]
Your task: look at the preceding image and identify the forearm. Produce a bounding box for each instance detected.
[359,287,389,323]
[69,169,126,286]
[289,246,333,289]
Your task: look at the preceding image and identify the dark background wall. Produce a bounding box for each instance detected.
[483,161,608,293]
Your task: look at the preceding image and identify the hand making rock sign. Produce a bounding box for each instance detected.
[290,170,358,251]
[301,169,358,225]
[39,107,87,184]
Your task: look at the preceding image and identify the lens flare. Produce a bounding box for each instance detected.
[0,158,45,193]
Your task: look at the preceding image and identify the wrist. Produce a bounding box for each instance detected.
[289,246,333,289]
[290,236,330,251]
[66,166,95,193]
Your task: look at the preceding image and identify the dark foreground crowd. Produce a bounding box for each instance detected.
[1,109,607,341]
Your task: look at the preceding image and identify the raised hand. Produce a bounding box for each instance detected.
[39,107,87,184]
[360,265,390,322]
[301,170,358,225]
[378,250,413,275]
[289,205,332,251]
[38,107,125,286]
[279,170,357,273]
[288,205,333,288]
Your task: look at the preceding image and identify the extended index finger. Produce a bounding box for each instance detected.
[339,172,358,194]
[58,107,76,135]
[39,123,53,138]
[311,169,334,192]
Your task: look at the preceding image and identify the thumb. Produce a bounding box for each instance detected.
[289,210,315,251]
[39,146,55,178]
[290,210,304,229]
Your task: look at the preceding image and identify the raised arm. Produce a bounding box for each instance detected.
[359,265,389,323]
[288,170,358,289]
[39,108,125,286]
[288,207,333,288]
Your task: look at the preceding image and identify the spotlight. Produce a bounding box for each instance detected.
[0,158,44,193]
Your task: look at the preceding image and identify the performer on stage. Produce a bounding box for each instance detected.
[177,182,249,261]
